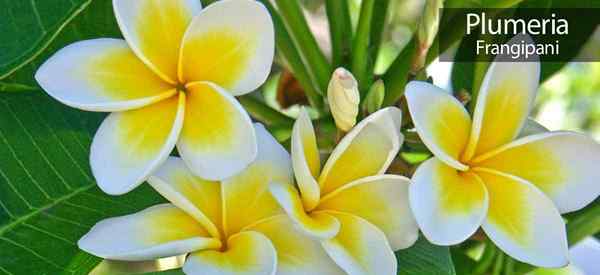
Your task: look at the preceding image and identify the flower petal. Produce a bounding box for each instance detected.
[247,215,346,275]
[475,169,568,268]
[183,231,276,275]
[35,39,175,112]
[269,181,340,239]
[177,82,256,180]
[113,0,202,82]
[291,108,321,210]
[179,0,274,95]
[321,212,397,275]
[473,131,600,213]
[78,204,221,261]
[463,35,540,160]
[91,93,185,195]
[409,158,488,245]
[405,81,471,170]
[319,107,403,195]
[317,175,419,250]
[147,157,222,239]
[222,124,293,236]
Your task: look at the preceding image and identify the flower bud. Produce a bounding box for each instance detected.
[417,0,443,51]
[364,79,385,115]
[414,0,443,72]
[327,67,360,132]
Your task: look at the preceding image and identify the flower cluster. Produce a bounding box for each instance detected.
[34,0,600,274]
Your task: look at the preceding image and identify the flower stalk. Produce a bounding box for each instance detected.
[274,0,331,95]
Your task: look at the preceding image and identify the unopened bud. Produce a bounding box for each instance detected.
[417,0,443,50]
[364,80,385,115]
[414,0,443,72]
[328,68,360,132]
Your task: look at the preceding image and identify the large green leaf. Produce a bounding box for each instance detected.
[0,92,165,274]
[0,0,121,91]
[396,236,456,275]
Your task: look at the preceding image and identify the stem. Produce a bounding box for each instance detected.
[325,0,353,68]
[351,0,375,95]
[503,257,515,275]
[473,240,497,274]
[238,95,293,127]
[567,199,600,246]
[274,0,331,95]
[368,0,390,71]
[258,0,323,111]
[492,252,505,275]
[382,38,416,106]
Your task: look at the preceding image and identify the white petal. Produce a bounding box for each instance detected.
[405,81,471,170]
[463,34,540,160]
[177,82,256,180]
[35,39,175,112]
[220,123,293,236]
[321,212,397,275]
[476,169,569,268]
[246,215,346,275]
[318,175,419,250]
[474,131,600,213]
[319,107,403,195]
[409,158,488,245]
[148,157,222,239]
[183,231,276,275]
[78,204,221,261]
[291,108,321,210]
[113,0,202,82]
[91,94,185,195]
[178,0,274,95]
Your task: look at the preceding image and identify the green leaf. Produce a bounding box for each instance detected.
[274,0,332,95]
[382,38,416,107]
[326,0,353,68]
[0,0,90,78]
[1,0,121,90]
[396,236,456,275]
[0,92,165,274]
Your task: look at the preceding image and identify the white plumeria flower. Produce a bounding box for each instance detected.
[79,124,351,275]
[35,0,274,194]
[269,108,419,275]
[405,36,600,267]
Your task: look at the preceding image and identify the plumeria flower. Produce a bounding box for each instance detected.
[405,36,600,267]
[269,108,419,275]
[79,124,353,275]
[35,0,274,194]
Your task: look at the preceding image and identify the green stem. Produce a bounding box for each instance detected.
[503,257,515,275]
[258,0,323,111]
[325,0,353,69]
[351,0,375,95]
[567,199,600,246]
[274,0,331,95]
[473,240,497,274]
[492,252,505,275]
[368,0,390,72]
[382,38,416,106]
[238,95,293,127]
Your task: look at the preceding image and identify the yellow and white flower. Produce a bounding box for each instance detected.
[405,37,600,267]
[35,0,274,194]
[79,124,350,275]
[269,108,419,275]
